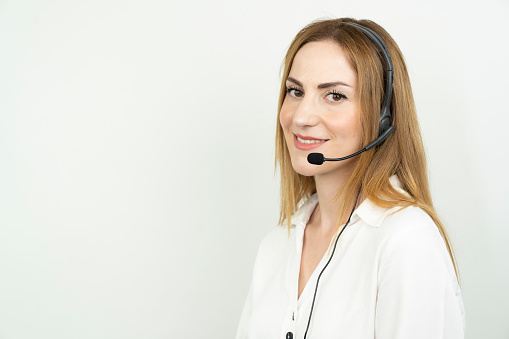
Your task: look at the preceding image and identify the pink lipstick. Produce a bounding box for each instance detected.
[293,134,328,151]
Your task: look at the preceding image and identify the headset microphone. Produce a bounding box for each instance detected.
[307,126,395,165]
[307,21,395,167]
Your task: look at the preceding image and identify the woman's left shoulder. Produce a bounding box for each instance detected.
[371,205,454,268]
[373,206,466,336]
[379,205,441,241]
[375,206,456,274]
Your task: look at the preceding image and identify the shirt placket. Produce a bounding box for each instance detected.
[280,222,305,339]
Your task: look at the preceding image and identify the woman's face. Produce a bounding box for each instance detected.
[280,39,362,178]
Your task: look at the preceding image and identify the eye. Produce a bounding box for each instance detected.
[286,86,304,98]
[325,90,347,102]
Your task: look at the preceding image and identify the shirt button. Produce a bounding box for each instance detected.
[286,332,293,339]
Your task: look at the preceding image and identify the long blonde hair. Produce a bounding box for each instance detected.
[275,18,460,284]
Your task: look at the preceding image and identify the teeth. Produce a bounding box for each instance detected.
[297,136,326,144]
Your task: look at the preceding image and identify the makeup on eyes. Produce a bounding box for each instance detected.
[285,86,347,102]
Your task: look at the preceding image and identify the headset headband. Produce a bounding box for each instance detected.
[343,22,394,136]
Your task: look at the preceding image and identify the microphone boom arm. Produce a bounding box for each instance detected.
[308,126,395,165]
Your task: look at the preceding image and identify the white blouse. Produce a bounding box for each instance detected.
[237,184,465,338]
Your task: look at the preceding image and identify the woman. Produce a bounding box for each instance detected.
[237,18,465,339]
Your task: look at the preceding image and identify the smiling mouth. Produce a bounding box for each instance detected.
[296,135,328,144]
[293,134,329,150]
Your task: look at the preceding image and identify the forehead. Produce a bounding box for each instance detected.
[289,40,357,87]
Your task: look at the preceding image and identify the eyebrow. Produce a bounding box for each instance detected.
[286,77,351,89]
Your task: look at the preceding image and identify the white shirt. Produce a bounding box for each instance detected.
[237,182,466,338]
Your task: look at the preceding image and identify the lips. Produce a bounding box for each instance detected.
[293,134,328,150]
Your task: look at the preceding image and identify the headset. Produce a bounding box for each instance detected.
[307,21,395,166]
[302,21,396,339]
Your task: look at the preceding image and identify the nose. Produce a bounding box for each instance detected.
[292,96,320,128]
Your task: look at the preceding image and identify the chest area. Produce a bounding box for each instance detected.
[251,226,380,338]
[298,226,340,298]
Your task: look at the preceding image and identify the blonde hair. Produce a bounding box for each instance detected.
[275,18,460,284]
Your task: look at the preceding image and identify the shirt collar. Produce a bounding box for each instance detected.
[290,194,319,229]
[290,176,405,228]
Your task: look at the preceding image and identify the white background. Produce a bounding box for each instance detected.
[0,0,508,338]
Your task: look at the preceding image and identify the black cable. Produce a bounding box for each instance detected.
[303,187,362,339]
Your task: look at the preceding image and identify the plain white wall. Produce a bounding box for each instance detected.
[0,0,508,338]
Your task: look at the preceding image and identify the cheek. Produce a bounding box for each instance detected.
[326,110,362,146]
[347,115,363,148]
[349,111,362,145]
[279,104,294,134]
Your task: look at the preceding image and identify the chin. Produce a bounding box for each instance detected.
[290,153,358,178]
[290,156,326,177]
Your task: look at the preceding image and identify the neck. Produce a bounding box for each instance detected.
[311,167,359,235]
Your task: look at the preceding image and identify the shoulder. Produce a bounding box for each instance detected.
[253,193,317,263]
[259,224,291,247]
[381,205,437,236]
[375,206,457,284]
[372,208,465,336]
[249,225,294,287]
[360,176,440,239]
[252,226,295,263]
[379,206,443,249]
[358,203,443,251]
[255,225,293,264]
